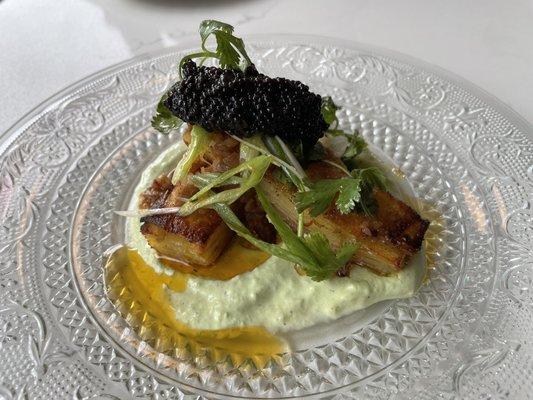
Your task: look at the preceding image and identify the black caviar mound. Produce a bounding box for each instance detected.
[164,60,328,150]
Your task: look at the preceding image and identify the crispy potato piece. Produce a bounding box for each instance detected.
[260,161,429,275]
[139,128,274,266]
[139,176,233,266]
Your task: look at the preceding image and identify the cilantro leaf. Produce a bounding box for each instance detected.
[335,177,362,214]
[351,167,388,215]
[302,233,359,281]
[295,178,362,216]
[179,20,252,75]
[214,30,251,70]
[351,167,388,191]
[320,97,369,168]
[321,96,341,127]
[294,167,389,217]
[342,133,367,160]
[199,20,234,48]
[151,95,183,134]
[327,129,368,168]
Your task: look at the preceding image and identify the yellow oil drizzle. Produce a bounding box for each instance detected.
[159,238,271,280]
[104,246,286,365]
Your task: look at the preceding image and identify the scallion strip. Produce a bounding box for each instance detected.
[171,125,211,184]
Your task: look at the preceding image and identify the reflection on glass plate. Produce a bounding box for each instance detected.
[0,35,532,399]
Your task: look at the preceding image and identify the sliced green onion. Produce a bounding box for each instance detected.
[255,187,317,266]
[263,135,308,237]
[239,134,262,163]
[275,135,306,178]
[172,125,211,184]
[229,134,305,181]
[190,173,242,188]
[115,206,183,218]
[189,155,270,201]
[262,136,306,190]
[179,155,272,216]
[321,159,351,177]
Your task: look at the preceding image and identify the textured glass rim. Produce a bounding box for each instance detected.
[1,33,531,158]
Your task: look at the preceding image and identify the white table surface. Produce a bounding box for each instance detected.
[1,0,532,135]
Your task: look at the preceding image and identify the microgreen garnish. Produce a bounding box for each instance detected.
[321,96,341,128]
[151,94,183,134]
[179,20,252,76]
[320,96,369,167]
[295,167,389,217]
[327,129,368,169]
[295,178,361,217]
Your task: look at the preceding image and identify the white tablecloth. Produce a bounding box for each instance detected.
[1,0,532,134]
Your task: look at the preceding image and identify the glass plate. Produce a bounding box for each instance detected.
[1,35,532,399]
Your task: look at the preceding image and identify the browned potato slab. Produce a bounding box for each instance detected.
[139,176,234,266]
[261,161,429,275]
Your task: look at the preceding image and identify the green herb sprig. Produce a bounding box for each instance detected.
[321,96,341,128]
[179,20,252,76]
[321,96,368,166]
[295,167,389,217]
[171,124,211,184]
[210,188,358,281]
[295,177,361,217]
[151,94,183,135]
[314,96,389,216]
[177,154,272,216]
[327,129,368,169]
[185,167,358,281]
